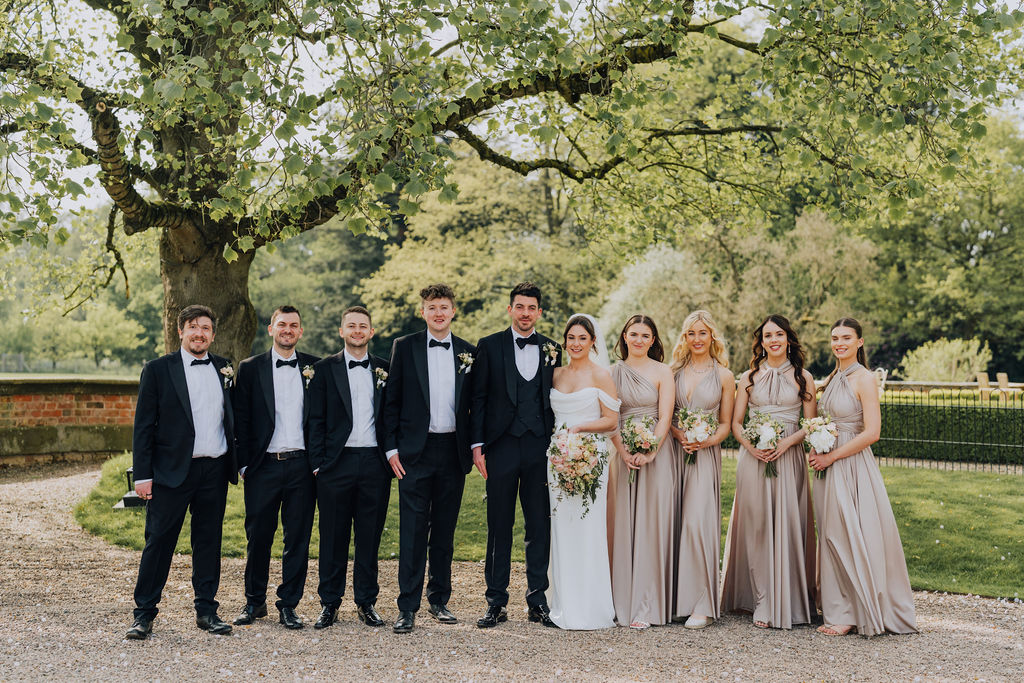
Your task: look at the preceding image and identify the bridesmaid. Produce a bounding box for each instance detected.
[810,318,917,636]
[720,314,817,629]
[608,314,675,629]
[669,310,734,629]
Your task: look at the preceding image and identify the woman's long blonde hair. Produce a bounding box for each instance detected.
[670,310,728,372]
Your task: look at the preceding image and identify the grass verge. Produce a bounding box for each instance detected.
[75,452,1022,598]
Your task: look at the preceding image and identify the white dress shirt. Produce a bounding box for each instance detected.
[266,348,306,454]
[181,348,228,458]
[344,349,378,448]
[511,327,540,380]
[427,332,457,434]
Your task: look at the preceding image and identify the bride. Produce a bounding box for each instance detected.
[547,314,620,630]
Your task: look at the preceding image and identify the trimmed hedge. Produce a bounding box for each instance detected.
[876,402,1024,464]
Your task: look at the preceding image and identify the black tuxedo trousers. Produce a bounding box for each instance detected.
[242,455,315,609]
[316,447,392,607]
[133,455,230,620]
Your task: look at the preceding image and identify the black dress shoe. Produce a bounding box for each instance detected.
[392,610,415,634]
[314,605,339,630]
[125,616,152,640]
[234,603,268,625]
[356,603,384,628]
[428,603,458,624]
[528,604,558,628]
[196,613,233,635]
[278,607,304,630]
[476,605,508,629]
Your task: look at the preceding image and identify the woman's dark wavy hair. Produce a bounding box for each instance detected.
[747,314,811,401]
[615,314,664,362]
[820,317,870,392]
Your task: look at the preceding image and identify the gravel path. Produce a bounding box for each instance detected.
[0,464,1021,682]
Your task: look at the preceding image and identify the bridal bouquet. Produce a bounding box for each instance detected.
[548,427,607,518]
[801,414,839,479]
[676,407,718,464]
[742,410,785,478]
[621,415,658,482]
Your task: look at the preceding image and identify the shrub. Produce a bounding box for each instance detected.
[897,338,992,382]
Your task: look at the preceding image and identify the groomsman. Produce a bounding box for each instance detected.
[126,305,237,640]
[307,306,392,629]
[471,282,561,628]
[232,305,320,629]
[382,284,475,634]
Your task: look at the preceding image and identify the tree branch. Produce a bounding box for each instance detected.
[1,50,131,110]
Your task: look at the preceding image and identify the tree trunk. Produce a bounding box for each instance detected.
[158,227,256,364]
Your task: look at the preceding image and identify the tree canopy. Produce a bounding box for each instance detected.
[2,0,1022,359]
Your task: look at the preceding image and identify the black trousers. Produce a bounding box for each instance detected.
[483,431,550,609]
[133,456,229,620]
[316,447,392,607]
[396,433,465,612]
[241,453,316,610]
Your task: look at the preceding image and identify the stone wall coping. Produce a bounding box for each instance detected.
[0,375,139,396]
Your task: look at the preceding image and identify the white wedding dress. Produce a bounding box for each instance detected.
[546,386,620,630]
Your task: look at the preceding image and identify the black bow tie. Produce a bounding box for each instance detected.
[348,358,370,369]
[515,334,539,349]
[276,358,298,368]
[190,358,212,366]
[429,339,451,350]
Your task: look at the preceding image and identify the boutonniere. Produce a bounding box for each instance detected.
[220,365,234,388]
[374,367,388,389]
[542,341,560,366]
[458,351,474,374]
[302,365,314,388]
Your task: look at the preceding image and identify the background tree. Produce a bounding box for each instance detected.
[2,0,1019,360]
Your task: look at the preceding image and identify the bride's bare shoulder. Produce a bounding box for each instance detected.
[591,366,618,398]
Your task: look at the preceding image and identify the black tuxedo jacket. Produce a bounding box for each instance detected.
[381,330,475,474]
[307,351,390,474]
[233,349,321,474]
[132,350,237,488]
[470,328,561,449]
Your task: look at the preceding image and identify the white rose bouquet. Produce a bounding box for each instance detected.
[675,407,718,464]
[547,427,607,518]
[742,410,785,478]
[801,414,839,479]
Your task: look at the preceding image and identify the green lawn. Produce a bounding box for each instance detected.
[75,452,1023,598]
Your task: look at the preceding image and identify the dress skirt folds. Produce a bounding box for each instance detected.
[672,363,723,620]
[720,360,816,629]
[608,363,675,626]
[813,363,917,636]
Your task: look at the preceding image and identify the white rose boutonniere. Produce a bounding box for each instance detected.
[458,352,474,374]
[220,365,234,389]
[374,367,388,389]
[542,341,560,366]
[302,365,315,388]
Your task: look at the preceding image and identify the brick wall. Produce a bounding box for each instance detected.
[0,376,139,466]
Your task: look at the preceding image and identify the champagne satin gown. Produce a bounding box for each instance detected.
[721,360,816,628]
[814,363,917,635]
[672,363,723,620]
[608,363,674,626]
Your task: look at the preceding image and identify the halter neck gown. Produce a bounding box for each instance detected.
[720,360,816,629]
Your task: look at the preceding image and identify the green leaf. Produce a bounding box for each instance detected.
[284,154,305,174]
[347,216,367,234]
[373,172,395,194]
[34,102,54,121]
[222,243,239,263]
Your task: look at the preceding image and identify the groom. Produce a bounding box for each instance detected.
[471,282,561,628]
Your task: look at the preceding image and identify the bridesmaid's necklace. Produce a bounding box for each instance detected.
[687,359,713,374]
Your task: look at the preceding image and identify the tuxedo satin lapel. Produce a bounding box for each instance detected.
[413,332,430,407]
[300,353,312,423]
[331,355,354,424]
[258,351,274,420]
[454,338,467,408]
[503,332,518,405]
[539,335,552,403]
[371,356,383,418]
[170,352,193,426]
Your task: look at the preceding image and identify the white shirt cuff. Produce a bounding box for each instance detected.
[386,449,398,460]
[134,478,152,485]
[471,442,483,451]
[239,466,247,476]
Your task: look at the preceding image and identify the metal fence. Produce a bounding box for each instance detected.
[874,381,1024,473]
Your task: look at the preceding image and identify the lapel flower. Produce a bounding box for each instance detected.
[458,351,474,374]
[542,341,560,366]
[374,366,388,389]
[219,364,234,388]
[302,365,314,388]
